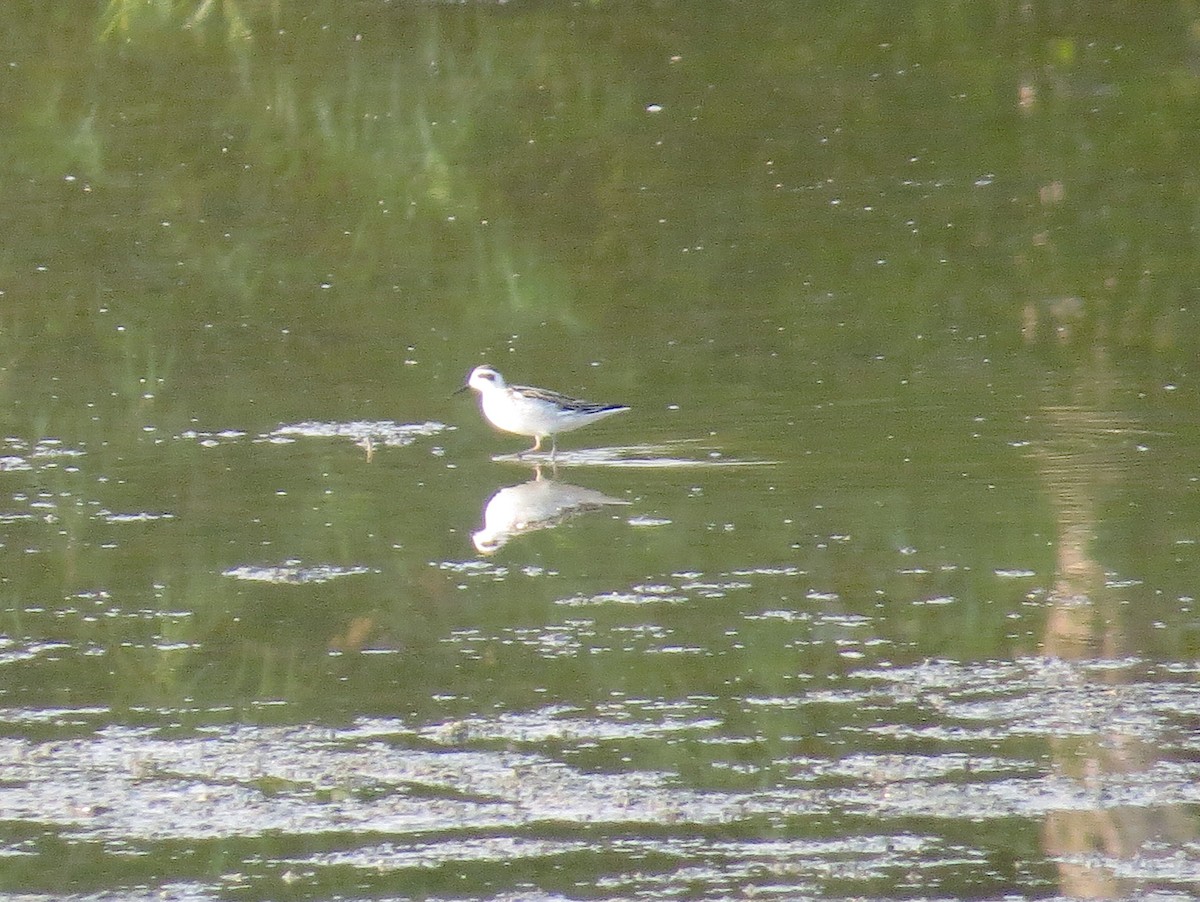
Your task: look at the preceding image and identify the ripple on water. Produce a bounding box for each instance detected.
[0,639,76,668]
[221,561,375,584]
[556,567,794,608]
[270,419,448,447]
[179,420,449,449]
[0,724,759,842]
[854,657,1200,747]
[490,440,778,469]
[0,662,1195,897]
[420,705,722,746]
[0,438,86,472]
[290,831,940,895]
[99,510,175,523]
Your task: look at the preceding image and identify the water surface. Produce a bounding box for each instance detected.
[0,2,1198,900]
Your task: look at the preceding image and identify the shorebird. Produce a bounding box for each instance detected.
[456,365,629,458]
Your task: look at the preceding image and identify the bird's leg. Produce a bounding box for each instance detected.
[521,435,542,458]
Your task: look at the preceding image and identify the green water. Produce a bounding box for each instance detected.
[0,3,1197,899]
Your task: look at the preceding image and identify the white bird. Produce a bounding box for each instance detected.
[456,364,629,458]
[472,474,630,553]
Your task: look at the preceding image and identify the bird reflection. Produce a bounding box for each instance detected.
[472,469,629,554]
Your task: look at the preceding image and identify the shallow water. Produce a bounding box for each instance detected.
[2,3,1199,900]
[2,394,1196,899]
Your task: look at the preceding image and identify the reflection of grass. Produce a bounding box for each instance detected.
[99,0,172,42]
[100,0,250,43]
[232,16,584,321]
[4,88,104,179]
[20,3,623,333]
[64,109,103,176]
[110,328,174,410]
[183,0,250,39]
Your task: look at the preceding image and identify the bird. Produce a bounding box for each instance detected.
[472,473,630,553]
[456,364,629,459]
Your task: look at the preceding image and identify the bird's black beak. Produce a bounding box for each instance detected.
[452,383,470,398]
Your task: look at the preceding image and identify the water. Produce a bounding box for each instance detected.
[0,3,1198,900]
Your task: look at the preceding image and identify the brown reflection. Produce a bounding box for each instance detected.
[1030,351,1196,898]
[329,615,378,654]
